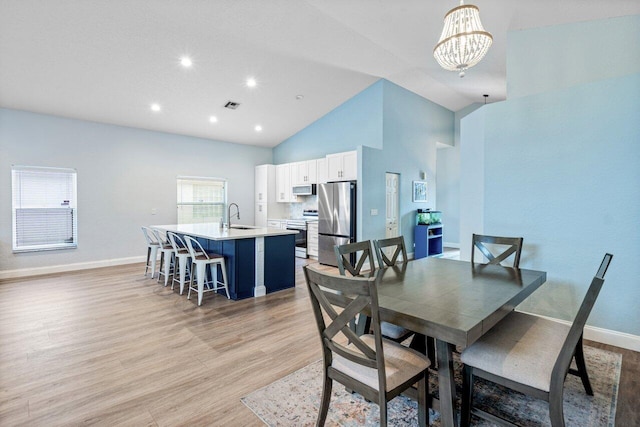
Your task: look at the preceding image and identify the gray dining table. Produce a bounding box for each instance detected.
[373,257,547,427]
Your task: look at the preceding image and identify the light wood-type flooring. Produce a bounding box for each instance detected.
[1,259,638,426]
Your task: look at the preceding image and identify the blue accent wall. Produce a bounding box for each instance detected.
[274,79,454,250]
[459,15,640,336]
[482,73,640,335]
[362,81,453,247]
[273,80,383,164]
[507,15,640,99]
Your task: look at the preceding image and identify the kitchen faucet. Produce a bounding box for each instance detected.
[228,203,240,228]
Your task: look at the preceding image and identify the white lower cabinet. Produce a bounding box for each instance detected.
[307,221,319,257]
[267,219,287,229]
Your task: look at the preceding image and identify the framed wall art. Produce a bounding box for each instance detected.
[412,180,427,202]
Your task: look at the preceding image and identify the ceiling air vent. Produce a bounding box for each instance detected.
[224,101,241,110]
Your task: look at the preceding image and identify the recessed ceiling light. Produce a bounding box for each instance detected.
[150,103,161,112]
[209,116,218,123]
[180,56,192,68]
[255,125,262,132]
[246,77,257,88]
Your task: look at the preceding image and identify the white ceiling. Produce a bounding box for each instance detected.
[1,1,638,147]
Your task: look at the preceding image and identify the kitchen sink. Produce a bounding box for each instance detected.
[229,225,258,230]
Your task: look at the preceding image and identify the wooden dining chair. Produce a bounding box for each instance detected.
[335,241,413,343]
[334,240,376,276]
[304,265,430,427]
[471,234,524,267]
[374,236,436,361]
[373,236,408,268]
[460,253,613,427]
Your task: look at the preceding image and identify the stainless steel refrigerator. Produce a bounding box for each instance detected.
[318,181,357,266]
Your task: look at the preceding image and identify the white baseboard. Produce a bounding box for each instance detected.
[517,309,640,353]
[443,242,460,249]
[583,324,640,352]
[0,256,146,280]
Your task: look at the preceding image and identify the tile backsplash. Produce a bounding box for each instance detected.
[289,195,318,218]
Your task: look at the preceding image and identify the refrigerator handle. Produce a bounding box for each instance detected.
[350,181,357,242]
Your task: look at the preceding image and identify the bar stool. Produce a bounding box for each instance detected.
[184,236,230,306]
[167,231,192,295]
[152,228,175,286]
[141,226,160,278]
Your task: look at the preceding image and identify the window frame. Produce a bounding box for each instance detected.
[11,165,78,253]
[176,176,227,225]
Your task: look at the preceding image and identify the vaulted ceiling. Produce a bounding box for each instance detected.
[1,1,638,147]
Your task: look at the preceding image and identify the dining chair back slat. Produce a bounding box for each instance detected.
[472,234,524,268]
[374,236,408,268]
[334,240,375,276]
[551,253,613,391]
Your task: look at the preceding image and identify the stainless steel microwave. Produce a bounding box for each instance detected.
[292,184,316,196]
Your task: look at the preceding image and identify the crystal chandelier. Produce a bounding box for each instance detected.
[433,0,493,77]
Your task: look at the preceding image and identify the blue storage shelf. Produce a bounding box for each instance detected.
[414,224,443,259]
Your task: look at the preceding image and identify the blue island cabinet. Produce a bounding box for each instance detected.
[194,233,295,300]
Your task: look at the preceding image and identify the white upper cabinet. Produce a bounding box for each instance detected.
[291,159,318,185]
[255,164,268,202]
[290,161,303,186]
[326,150,357,181]
[307,159,318,184]
[255,164,286,226]
[276,163,296,203]
[342,151,357,180]
[317,157,328,184]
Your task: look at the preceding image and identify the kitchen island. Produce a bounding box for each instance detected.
[154,223,297,300]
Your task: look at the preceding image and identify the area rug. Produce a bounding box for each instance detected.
[241,346,621,426]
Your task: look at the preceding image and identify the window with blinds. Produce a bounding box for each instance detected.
[12,166,78,252]
[177,177,227,224]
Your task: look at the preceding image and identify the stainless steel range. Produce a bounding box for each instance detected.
[286,210,318,258]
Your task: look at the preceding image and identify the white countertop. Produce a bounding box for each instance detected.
[268,217,318,222]
[154,223,298,241]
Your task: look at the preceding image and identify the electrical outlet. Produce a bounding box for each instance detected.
[370,209,378,216]
[151,208,157,215]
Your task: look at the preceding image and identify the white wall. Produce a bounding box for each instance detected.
[0,109,272,275]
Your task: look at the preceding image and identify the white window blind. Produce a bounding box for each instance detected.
[177,176,226,224]
[12,166,78,252]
